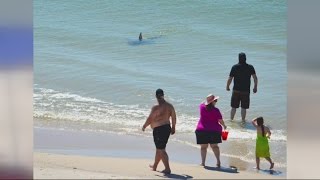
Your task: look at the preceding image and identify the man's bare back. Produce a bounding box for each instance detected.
[150,101,174,129]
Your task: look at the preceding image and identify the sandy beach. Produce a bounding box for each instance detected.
[34,152,282,179]
[34,127,284,179]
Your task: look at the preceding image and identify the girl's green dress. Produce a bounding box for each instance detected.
[256,134,270,157]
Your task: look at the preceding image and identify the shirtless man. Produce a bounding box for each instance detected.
[142,89,176,174]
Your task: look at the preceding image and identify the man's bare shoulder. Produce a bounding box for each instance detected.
[165,101,174,108]
[151,104,160,110]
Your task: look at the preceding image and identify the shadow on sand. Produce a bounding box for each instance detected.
[259,169,283,176]
[204,166,239,174]
[156,173,193,179]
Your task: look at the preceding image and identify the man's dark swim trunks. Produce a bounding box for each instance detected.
[153,124,171,149]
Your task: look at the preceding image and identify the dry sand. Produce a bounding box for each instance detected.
[34,152,283,179]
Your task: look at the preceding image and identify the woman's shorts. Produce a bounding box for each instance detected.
[195,130,222,144]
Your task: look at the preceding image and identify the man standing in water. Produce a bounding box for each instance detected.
[226,52,258,122]
[142,89,176,174]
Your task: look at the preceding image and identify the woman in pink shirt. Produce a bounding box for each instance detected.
[195,94,227,167]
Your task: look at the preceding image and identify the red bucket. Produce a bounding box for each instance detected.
[221,130,229,141]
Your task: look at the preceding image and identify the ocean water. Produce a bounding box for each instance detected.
[34,0,287,174]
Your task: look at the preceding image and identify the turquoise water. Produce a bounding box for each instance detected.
[34,0,287,172]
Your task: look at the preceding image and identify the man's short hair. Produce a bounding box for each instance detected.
[156,89,164,98]
[239,52,246,64]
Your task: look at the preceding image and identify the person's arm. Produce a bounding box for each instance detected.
[170,105,176,135]
[252,74,258,93]
[266,127,271,138]
[226,76,233,91]
[142,107,155,131]
[227,66,235,91]
[218,119,227,130]
[251,117,258,128]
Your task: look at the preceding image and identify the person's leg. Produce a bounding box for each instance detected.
[149,149,161,171]
[240,93,250,122]
[200,144,208,166]
[157,124,171,174]
[231,91,240,120]
[231,108,236,121]
[241,108,246,122]
[159,149,171,174]
[255,156,260,170]
[152,128,162,171]
[265,157,274,169]
[210,144,221,167]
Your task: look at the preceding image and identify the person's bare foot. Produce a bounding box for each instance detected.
[149,164,156,171]
[270,162,274,170]
[161,169,171,174]
[216,160,221,168]
[254,166,260,170]
[200,163,205,166]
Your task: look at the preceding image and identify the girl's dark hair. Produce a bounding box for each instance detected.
[256,117,265,137]
[205,103,214,111]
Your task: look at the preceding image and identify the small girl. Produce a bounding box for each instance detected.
[252,117,274,170]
